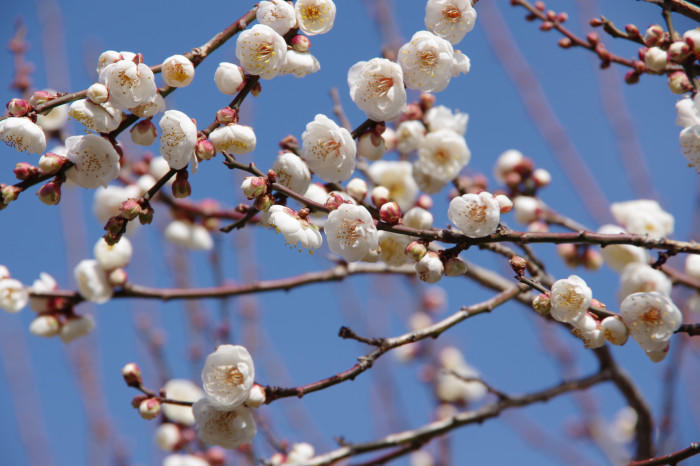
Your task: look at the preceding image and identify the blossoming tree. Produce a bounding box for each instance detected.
[0,0,698,465]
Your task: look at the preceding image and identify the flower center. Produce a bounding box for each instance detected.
[372,76,394,97]
[443,5,462,21]
[420,50,438,69]
[337,218,364,247]
[302,5,321,21]
[467,202,488,223]
[560,288,584,309]
[316,138,342,159]
[256,42,276,63]
[641,308,662,326]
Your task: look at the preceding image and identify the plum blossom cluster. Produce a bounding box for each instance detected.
[73,235,133,305]
[538,274,682,361]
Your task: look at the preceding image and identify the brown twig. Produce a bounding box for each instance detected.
[628,442,700,466]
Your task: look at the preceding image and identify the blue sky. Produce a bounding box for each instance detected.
[0,1,697,465]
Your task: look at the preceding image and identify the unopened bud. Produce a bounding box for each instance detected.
[405,241,427,262]
[14,162,39,180]
[206,447,226,466]
[1,185,21,204]
[558,37,573,48]
[279,134,299,152]
[119,198,142,220]
[644,24,665,46]
[357,131,385,161]
[139,204,154,225]
[7,98,31,117]
[86,83,109,104]
[509,255,528,276]
[266,169,277,184]
[582,248,603,270]
[130,120,157,146]
[139,398,161,420]
[251,81,262,97]
[253,193,273,211]
[400,103,423,121]
[324,192,347,211]
[29,90,52,108]
[245,384,266,408]
[379,201,401,223]
[625,70,640,85]
[539,21,553,31]
[195,138,216,161]
[29,315,60,337]
[668,41,690,63]
[216,107,237,125]
[104,215,127,238]
[532,293,551,315]
[625,24,640,37]
[371,186,390,207]
[495,194,513,213]
[38,153,67,175]
[556,243,580,267]
[556,12,568,23]
[131,395,148,408]
[668,70,692,94]
[532,168,551,187]
[419,92,435,110]
[121,362,142,387]
[444,257,468,276]
[108,268,128,286]
[346,178,367,201]
[172,170,191,198]
[586,32,599,45]
[37,180,62,205]
[416,194,433,210]
[241,176,267,199]
[291,35,310,52]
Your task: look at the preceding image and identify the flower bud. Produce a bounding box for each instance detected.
[601,316,629,345]
[324,192,348,210]
[119,198,142,220]
[371,186,390,207]
[416,194,433,210]
[172,170,191,199]
[155,423,181,452]
[86,83,109,104]
[216,107,237,125]
[241,176,267,199]
[279,134,299,152]
[625,24,640,37]
[2,185,21,204]
[195,138,216,161]
[130,119,157,146]
[108,268,128,286]
[121,362,142,387]
[444,257,468,276]
[532,293,551,315]
[495,194,513,213]
[509,255,528,276]
[7,98,31,117]
[29,90,52,108]
[668,41,691,63]
[379,201,401,224]
[405,241,427,261]
[131,395,148,409]
[161,54,195,88]
[415,251,444,283]
[558,37,573,48]
[357,131,385,161]
[29,315,60,337]
[582,248,603,270]
[139,398,161,420]
[253,193,273,211]
[38,153,67,175]
[668,71,692,94]
[644,24,664,46]
[139,204,155,225]
[557,243,580,267]
[37,179,62,205]
[291,35,310,52]
[245,384,266,408]
[643,46,668,72]
[346,178,367,201]
[14,162,39,180]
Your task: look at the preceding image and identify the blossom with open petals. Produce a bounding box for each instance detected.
[550,275,592,324]
[69,99,123,133]
[417,129,470,183]
[425,0,477,45]
[257,0,297,35]
[74,259,112,304]
[159,110,198,170]
[295,0,336,35]
[301,114,356,182]
[620,291,681,355]
[0,117,46,154]
[65,134,121,189]
[448,191,500,238]
[193,400,256,449]
[209,124,256,156]
[201,344,255,410]
[0,278,28,313]
[325,204,378,262]
[100,57,157,110]
[235,24,287,79]
[161,54,195,88]
[348,58,406,122]
[398,30,456,92]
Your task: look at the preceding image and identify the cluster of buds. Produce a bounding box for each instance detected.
[493,149,551,196]
[240,170,278,212]
[556,243,603,270]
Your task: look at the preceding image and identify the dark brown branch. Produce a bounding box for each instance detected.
[641,0,700,22]
[628,442,700,466]
[675,323,700,336]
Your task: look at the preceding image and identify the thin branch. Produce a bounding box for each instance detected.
[675,323,700,336]
[304,371,611,465]
[628,442,700,466]
[329,87,352,131]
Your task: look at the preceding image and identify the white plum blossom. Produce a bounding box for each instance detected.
[403,207,434,229]
[261,205,323,252]
[159,110,198,171]
[451,49,471,76]
[368,161,419,211]
[325,204,378,262]
[424,105,468,134]
[130,93,165,118]
[644,47,668,73]
[513,196,541,225]
[675,94,700,128]
[273,152,311,195]
[0,117,46,154]
[610,200,674,239]
[0,278,28,313]
[395,120,426,154]
[257,0,297,35]
[412,162,447,194]
[550,275,592,324]
[36,103,69,132]
[448,192,500,238]
[86,83,109,104]
[416,129,470,183]
[163,454,209,466]
[620,291,682,355]
[93,237,133,271]
[100,57,157,110]
[382,127,397,151]
[235,24,287,79]
[493,149,524,183]
[155,423,180,451]
[597,225,649,272]
[356,131,385,161]
[69,99,123,133]
[161,54,195,88]
[65,134,121,189]
[201,344,255,410]
[165,220,214,251]
[398,31,457,92]
[348,58,406,121]
[301,114,356,182]
[618,263,672,303]
[96,50,131,75]
[29,315,60,338]
[425,0,477,45]
[209,124,256,156]
[245,384,266,408]
[679,125,700,172]
[286,443,315,465]
[295,0,336,35]
[346,178,368,201]
[214,62,245,95]
[378,231,411,266]
[93,184,141,225]
[281,50,321,77]
[193,400,256,449]
[162,379,204,426]
[571,313,606,349]
[0,266,8,280]
[416,251,444,283]
[59,314,95,343]
[686,254,700,279]
[74,259,112,304]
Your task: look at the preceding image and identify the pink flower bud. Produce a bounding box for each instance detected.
[589,18,603,27]
[14,162,39,180]
[558,37,573,48]
[241,176,267,199]
[108,268,128,286]
[279,134,299,152]
[625,70,640,85]
[172,170,191,199]
[121,362,142,387]
[625,24,639,37]
[130,120,157,146]
[509,255,528,276]
[400,103,423,122]
[29,90,53,108]
[38,153,67,175]
[668,41,690,63]
[539,21,553,31]
[582,248,603,270]
[556,12,568,23]
[556,243,580,267]
[195,138,216,161]
[37,180,62,205]
[139,398,161,420]
[119,198,142,220]
[405,241,427,261]
[644,24,664,46]
[371,186,390,207]
[495,194,513,213]
[253,193,273,211]
[216,107,237,125]
[416,194,433,210]
[668,71,692,94]
[419,92,435,110]
[131,395,148,408]
[586,32,599,45]
[324,192,347,210]
[206,447,227,466]
[291,35,311,52]
[7,98,31,117]
[379,201,401,223]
